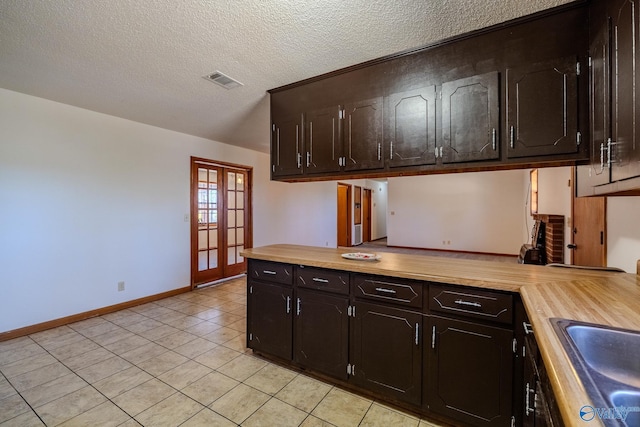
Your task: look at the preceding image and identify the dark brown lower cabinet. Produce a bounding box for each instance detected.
[247,281,292,361]
[426,315,514,427]
[350,301,422,406]
[294,288,349,380]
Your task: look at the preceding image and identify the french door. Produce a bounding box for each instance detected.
[191,157,252,287]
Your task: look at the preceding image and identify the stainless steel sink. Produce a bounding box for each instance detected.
[551,318,640,426]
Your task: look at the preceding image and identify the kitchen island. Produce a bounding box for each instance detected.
[242,244,640,427]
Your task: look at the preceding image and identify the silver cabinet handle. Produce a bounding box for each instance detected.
[377,143,381,161]
[525,383,536,416]
[607,138,618,167]
[306,152,310,168]
[286,296,291,314]
[263,270,277,275]
[296,298,301,316]
[510,126,515,148]
[375,287,396,294]
[454,299,482,308]
[415,323,419,345]
[492,128,497,150]
[390,141,394,160]
[312,277,329,283]
[296,125,301,168]
[431,325,436,349]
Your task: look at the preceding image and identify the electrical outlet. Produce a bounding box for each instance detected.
[118,281,125,292]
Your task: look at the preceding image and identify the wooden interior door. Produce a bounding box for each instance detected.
[337,183,351,247]
[362,189,372,243]
[571,196,606,266]
[191,158,252,287]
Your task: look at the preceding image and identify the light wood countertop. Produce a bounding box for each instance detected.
[242,244,640,427]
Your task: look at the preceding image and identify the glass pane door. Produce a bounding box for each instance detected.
[224,169,248,277]
[193,165,222,284]
[191,159,251,287]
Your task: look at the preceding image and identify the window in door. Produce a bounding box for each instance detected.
[191,157,252,287]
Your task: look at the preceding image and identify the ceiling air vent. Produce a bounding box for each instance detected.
[202,71,243,89]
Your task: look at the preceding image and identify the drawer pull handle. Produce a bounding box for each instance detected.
[454,299,481,308]
[375,287,397,294]
[263,270,277,275]
[286,296,291,314]
[312,278,329,283]
[523,322,534,335]
[415,323,419,345]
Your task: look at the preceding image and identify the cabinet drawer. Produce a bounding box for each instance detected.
[249,260,293,285]
[429,285,513,324]
[352,275,422,308]
[296,266,349,295]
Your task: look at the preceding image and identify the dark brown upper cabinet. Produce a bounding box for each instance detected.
[269,3,589,182]
[343,97,384,171]
[304,106,342,175]
[387,86,437,168]
[441,72,500,163]
[506,56,581,159]
[576,0,640,196]
[610,0,640,183]
[272,113,303,178]
[579,6,611,189]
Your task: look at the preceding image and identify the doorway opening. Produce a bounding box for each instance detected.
[190,157,252,288]
[337,183,352,247]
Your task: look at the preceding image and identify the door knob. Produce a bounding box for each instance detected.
[567,244,577,249]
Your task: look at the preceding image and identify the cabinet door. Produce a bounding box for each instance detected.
[272,114,303,177]
[611,0,640,181]
[387,86,437,167]
[426,316,513,427]
[350,301,422,405]
[305,106,342,174]
[294,288,349,380]
[578,11,612,191]
[507,56,580,158]
[247,281,292,360]
[442,72,500,163]
[344,97,384,171]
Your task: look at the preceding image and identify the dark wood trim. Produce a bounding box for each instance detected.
[274,158,586,183]
[268,0,588,94]
[191,156,254,172]
[0,286,191,342]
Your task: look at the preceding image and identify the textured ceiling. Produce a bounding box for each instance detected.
[0,0,573,153]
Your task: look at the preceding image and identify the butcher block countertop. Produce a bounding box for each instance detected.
[242,244,640,427]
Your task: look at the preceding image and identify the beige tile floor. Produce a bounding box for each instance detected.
[0,276,445,427]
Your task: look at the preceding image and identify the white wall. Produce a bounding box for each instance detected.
[386,170,528,254]
[367,179,388,240]
[607,197,640,273]
[0,88,336,333]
